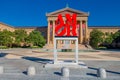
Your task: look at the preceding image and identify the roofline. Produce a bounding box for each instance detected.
[1,22,120,29]
[15,26,47,29]
[88,26,120,29]
[15,27,36,29]
[46,7,89,17]
[16,26,120,28]
[0,22,15,28]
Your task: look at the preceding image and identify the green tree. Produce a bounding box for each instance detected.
[0,30,13,47]
[112,31,120,39]
[27,30,46,47]
[104,33,113,44]
[90,29,104,48]
[14,29,28,45]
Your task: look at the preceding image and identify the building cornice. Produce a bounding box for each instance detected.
[0,22,15,28]
[46,7,89,17]
[88,26,120,29]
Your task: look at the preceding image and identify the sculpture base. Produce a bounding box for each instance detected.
[45,61,87,69]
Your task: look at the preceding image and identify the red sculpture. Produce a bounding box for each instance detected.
[55,13,77,36]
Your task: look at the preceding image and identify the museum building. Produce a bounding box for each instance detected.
[0,7,120,49]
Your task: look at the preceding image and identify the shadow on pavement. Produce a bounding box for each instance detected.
[87,67,98,77]
[88,67,120,76]
[54,72,61,76]
[106,70,120,75]
[23,71,27,75]
[88,67,98,70]
[86,73,97,77]
[22,56,52,64]
[0,53,8,57]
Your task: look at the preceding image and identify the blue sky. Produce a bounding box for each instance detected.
[0,0,120,27]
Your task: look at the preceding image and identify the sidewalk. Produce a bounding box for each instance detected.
[0,49,120,80]
[1,49,119,61]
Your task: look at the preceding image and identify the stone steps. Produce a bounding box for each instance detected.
[44,44,91,50]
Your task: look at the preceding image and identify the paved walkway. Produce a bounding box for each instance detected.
[0,58,119,80]
[0,48,120,80]
[1,48,120,61]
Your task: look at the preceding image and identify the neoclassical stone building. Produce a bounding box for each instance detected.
[0,7,120,48]
[46,7,89,44]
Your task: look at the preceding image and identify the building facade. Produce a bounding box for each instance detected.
[46,7,89,45]
[0,7,120,47]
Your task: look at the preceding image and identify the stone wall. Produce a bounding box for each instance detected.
[0,22,15,32]
[0,23,47,41]
[15,27,35,34]
[88,26,120,38]
[15,27,47,40]
[0,22,120,44]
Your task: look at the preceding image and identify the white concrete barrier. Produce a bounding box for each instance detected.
[27,66,36,76]
[0,66,3,74]
[61,67,69,77]
[97,68,107,78]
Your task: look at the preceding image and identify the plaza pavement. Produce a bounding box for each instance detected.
[0,48,120,80]
[1,48,120,61]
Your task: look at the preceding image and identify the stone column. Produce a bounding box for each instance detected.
[47,20,50,44]
[80,21,83,43]
[52,21,55,44]
[85,21,88,40]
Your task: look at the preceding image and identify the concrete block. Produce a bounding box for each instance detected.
[61,67,69,77]
[0,66,3,74]
[27,66,36,76]
[97,68,106,78]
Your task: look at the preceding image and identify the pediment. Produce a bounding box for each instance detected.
[46,8,89,17]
